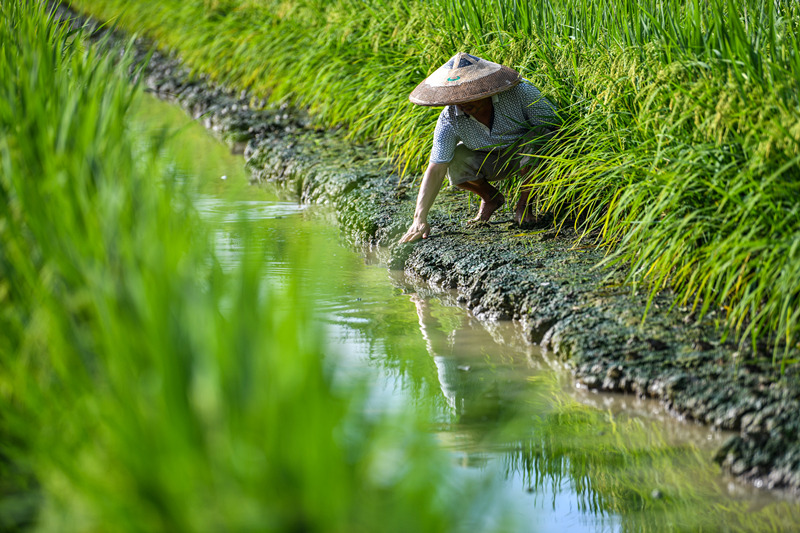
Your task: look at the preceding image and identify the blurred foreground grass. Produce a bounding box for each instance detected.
[0,3,510,530]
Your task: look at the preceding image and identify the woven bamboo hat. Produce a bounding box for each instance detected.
[409,52,521,106]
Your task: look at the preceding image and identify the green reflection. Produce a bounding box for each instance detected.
[331,281,800,531]
[130,92,274,202]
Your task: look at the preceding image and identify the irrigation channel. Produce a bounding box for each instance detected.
[134,78,800,532]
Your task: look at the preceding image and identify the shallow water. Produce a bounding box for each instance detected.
[134,94,800,532]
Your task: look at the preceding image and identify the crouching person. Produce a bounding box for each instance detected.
[400,52,559,243]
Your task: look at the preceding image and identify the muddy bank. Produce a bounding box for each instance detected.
[59,3,800,493]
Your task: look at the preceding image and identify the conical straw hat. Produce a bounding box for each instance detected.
[409,52,521,106]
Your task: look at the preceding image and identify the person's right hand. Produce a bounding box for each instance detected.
[399,221,430,243]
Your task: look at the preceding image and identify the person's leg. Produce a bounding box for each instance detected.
[513,164,539,226]
[459,144,537,225]
[508,127,556,227]
[457,178,505,221]
[448,145,506,222]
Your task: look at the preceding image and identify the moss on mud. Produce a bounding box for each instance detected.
[60,3,800,494]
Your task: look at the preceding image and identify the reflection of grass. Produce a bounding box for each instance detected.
[323,282,800,530]
[130,94,271,201]
[69,0,800,366]
[344,284,800,531]
[0,4,512,531]
[497,376,800,532]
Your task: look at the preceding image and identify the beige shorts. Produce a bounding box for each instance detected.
[446,126,555,187]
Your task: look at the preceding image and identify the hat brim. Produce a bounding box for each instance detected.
[409,64,521,106]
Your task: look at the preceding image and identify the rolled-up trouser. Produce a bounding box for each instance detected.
[446,126,555,187]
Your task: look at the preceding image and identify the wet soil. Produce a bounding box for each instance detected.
[58,2,800,494]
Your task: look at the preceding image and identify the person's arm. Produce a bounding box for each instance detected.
[399,162,448,243]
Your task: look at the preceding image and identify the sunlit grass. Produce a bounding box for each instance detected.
[64,0,800,366]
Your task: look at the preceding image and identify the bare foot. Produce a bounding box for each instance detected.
[472,194,505,222]
[514,201,539,228]
[515,202,552,229]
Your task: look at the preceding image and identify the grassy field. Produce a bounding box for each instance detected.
[0,2,512,530]
[64,0,800,367]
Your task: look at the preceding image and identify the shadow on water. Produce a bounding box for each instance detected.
[138,93,800,532]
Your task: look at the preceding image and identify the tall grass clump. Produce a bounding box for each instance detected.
[65,0,800,364]
[0,2,511,530]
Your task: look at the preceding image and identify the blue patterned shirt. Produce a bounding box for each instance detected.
[429,82,558,164]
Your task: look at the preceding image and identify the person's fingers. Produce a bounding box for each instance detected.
[400,225,429,243]
[400,231,416,243]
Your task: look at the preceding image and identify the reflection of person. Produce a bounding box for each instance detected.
[400,52,559,243]
[410,294,501,422]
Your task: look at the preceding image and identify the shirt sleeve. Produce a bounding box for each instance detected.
[429,109,458,164]
[518,82,558,127]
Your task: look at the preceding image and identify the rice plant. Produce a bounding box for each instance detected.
[63,0,800,365]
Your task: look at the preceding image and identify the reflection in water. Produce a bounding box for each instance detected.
[413,293,506,420]
[191,170,800,533]
[401,285,800,532]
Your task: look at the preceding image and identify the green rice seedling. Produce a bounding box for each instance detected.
[0,3,516,530]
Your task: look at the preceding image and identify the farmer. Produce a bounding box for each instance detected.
[399,52,559,243]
